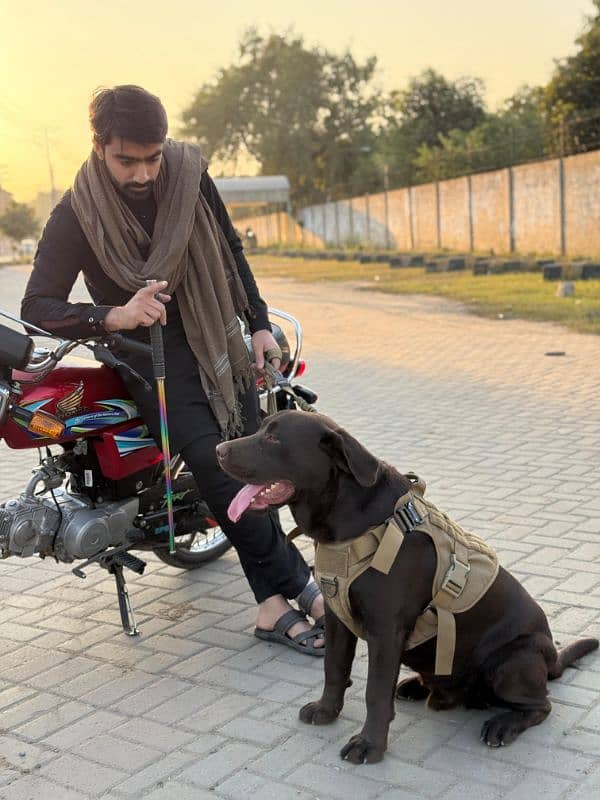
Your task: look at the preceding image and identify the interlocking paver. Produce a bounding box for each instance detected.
[13,700,93,742]
[42,709,127,749]
[217,770,317,800]
[73,732,163,771]
[145,685,223,724]
[37,752,128,794]
[286,761,383,799]
[180,693,257,733]
[141,783,215,800]
[177,741,261,787]
[112,750,198,796]
[0,777,91,800]
[1,268,599,799]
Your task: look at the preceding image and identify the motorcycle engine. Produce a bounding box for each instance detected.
[0,489,139,562]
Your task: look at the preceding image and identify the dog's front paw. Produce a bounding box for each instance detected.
[481,713,520,747]
[340,734,385,764]
[299,701,340,725]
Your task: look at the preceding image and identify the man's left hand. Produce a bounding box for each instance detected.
[251,330,281,371]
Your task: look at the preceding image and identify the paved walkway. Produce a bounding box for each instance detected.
[0,267,599,799]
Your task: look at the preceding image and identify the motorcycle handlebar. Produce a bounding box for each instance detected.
[15,309,300,377]
[104,333,153,359]
[17,333,151,373]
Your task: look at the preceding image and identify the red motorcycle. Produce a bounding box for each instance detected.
[0,309,316,634]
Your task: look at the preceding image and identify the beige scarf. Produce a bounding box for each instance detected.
[71,139,253,437]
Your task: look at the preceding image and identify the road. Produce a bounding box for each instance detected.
[1,265,599,799]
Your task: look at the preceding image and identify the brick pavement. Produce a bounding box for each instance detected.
[0,266,599,799]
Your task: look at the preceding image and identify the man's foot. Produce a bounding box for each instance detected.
[256,594,325,650]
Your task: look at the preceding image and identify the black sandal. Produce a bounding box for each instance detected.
[297,581,325,630]
[255,608,325,656]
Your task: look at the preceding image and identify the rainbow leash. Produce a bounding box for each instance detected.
[147,281,176,554]
[156,379,175,554]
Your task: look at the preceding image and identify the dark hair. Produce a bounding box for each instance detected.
[89,85,168,147]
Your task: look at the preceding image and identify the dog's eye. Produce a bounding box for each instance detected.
[264,432,279,444]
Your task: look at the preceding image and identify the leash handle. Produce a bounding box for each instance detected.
[149,323,165,379]
[145,280,166,379]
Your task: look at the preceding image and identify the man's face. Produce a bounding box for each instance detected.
[95,138,163,200]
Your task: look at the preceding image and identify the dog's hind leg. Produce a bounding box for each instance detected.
[300,607,357,726]
[481,641,552,747]
[396,674,430,701]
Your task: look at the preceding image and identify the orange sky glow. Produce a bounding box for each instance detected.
[0,0,595,203]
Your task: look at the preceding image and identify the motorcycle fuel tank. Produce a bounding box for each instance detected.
[5,360,142,449]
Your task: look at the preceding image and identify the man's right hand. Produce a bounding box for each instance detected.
[104,282,171,332]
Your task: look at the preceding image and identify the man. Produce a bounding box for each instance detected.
[22,85,324,654]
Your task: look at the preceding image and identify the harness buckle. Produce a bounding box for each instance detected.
[440,553,470,599]
[394,500,424,532]
[320,575,339,599]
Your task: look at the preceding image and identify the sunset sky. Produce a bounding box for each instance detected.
[0,0,595,203]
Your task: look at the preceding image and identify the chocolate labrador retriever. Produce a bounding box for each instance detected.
[216,411,598,764]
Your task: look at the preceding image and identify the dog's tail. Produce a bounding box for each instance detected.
[548,637,599,680]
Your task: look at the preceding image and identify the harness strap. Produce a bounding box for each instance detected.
[317,527,384,578]
[434,607,456,675]
[286,526,304,543]
[390,487,471,676]
[371,518,405,574]
[428,538,471,675]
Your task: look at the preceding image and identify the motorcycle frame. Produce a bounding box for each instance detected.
[0,306,314,636]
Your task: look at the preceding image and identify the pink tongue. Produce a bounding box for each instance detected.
[227,484,266,523]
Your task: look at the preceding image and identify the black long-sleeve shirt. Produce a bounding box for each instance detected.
[21,171,270,340]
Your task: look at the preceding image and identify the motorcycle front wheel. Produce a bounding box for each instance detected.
[152,525,231,568]
[151,455,232,569]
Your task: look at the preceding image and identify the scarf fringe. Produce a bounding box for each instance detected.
[225,366,257,440]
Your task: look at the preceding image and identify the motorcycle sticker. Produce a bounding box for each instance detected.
[56,381,84,419]
[14,398,141,438]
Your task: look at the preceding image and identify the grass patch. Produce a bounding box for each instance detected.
[252,255,600,335]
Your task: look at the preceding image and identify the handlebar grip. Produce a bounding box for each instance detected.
[106,333,152,358]
[0,323,34,370]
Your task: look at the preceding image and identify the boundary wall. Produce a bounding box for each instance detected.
[233,150,600,257]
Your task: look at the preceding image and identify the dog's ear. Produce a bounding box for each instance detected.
[321,428,381,487]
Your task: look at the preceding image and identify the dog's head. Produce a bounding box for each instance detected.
[216,410,382,525]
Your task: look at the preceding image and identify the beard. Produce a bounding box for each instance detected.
[120,179,155,200]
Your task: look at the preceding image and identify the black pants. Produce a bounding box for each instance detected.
[127,316,310,604]
[160,386,310,604]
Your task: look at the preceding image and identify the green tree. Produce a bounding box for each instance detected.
[181,29,381,206]
[0,201,39,242]
[544,1,600,152]
[393,69,487,148]
[414,85,547,182]
[379,69,487,185]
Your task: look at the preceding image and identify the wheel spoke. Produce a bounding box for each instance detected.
[173,526,228,554]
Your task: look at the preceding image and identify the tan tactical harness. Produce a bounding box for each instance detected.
[314,474,499,675]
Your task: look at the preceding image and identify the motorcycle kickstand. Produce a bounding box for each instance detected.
[110,561,140,637]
